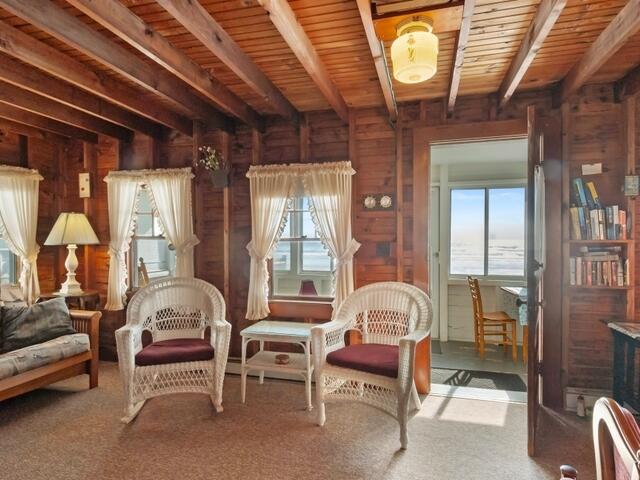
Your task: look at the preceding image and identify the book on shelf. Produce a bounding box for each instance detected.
[569,246,629,287]
[569,178,630,240]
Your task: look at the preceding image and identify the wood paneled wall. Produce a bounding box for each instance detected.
[3,84,637,403]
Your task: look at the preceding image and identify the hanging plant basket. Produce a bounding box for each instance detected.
[209,166,231,188]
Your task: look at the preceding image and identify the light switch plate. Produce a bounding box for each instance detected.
[79,172,91,198]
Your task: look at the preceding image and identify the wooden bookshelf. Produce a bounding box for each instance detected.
[561,97,637,396]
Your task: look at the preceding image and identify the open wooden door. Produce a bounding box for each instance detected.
[526,105,547,456]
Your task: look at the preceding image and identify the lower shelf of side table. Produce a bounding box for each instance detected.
[244,351,311,375]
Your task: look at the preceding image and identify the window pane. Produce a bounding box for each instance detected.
[301,240,332,272]
[134,238,175,285]
[273,240,291,271]
[138,188,153,213]
[488,188,525,276]
[137,214,153,237]
[301,209,317,238]
[450,189,485,275]
[0,237,16,284]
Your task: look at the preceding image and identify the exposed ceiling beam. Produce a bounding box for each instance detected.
[256,0,350,123]
[67,0,266,130]
[0,80,133,142]
[154,0,297,124]
[0,117,66,143]
[498,0,566,107]
[0,103,98,143]
[615,64,640,99]
[0,0,234,131]
[355,0,397,123]
[560,0,640,102]
[0,20,193,135]
[447,0,475,113]
[0,54,163,138]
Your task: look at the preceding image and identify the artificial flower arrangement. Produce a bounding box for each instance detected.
[198,146,230,187]
[198,146,225,171]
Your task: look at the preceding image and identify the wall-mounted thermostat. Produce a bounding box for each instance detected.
[79,172,91,198]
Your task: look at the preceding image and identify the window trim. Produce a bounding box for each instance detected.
[0,239,19,285]
[448,181,526,281]
[269,197,335,301]
[127,186,175,291]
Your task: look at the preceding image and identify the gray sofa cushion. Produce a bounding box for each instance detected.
[0,333,90,380]
[1,297,76,353]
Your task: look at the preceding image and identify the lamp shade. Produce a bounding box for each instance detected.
[44,213,99,246]
[391,18,439,84]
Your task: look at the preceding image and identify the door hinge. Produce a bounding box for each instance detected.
[537,361,543,375]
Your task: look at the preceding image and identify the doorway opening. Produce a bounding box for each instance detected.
[429,138,529,401]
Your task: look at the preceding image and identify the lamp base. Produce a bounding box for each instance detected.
[57,244,84,296]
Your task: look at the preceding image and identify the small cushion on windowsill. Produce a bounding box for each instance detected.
[326,343,399,378]
[135,338,214,366]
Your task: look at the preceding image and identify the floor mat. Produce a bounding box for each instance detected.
[431,367,527,392]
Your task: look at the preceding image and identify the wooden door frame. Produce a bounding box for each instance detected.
[412,118,529,294]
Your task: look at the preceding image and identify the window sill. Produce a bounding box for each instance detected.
[447,277,526,287]
[268,298,333,320]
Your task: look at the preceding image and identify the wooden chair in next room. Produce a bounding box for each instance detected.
[467,276,518,364]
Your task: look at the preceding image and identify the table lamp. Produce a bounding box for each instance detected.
[45,212,99,295]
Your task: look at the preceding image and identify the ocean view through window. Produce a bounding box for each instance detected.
[450,186,525,278]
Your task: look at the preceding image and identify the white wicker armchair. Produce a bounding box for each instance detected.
[116,277,231,423]
[312,282,432,449]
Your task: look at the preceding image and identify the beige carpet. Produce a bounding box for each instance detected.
[0,362,594,480]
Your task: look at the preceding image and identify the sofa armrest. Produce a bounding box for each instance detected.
[70,310,101,351]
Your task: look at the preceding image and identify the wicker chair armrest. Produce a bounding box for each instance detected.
[397,330,427,386]
[210,318,232,351]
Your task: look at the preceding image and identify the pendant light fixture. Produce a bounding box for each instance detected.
[390,16,439,84]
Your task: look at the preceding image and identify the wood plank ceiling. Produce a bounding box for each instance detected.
[0,0,637,141]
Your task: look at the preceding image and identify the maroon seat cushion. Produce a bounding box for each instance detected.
[326,344,399,378]
[135,338,214,366]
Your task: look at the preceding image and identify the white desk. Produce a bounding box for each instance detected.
[240,320,314,411]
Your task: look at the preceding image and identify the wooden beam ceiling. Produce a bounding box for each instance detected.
[0,103,98,143]
[616,64,640,100]
[0,0,234,132]
[447,0,475,113]
[560,0,640,102]
[256,0,350,123]
[498,0,567,107]
[154,0,297,124]
[0,80,133,142]
[0,20,193,135]
[0,117,66,143]
[355,0,397,122]
[0,54,163,139]
[66,0,266,130]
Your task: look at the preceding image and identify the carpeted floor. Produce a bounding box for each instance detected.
[432,367,528,392]
[0,362,594,480]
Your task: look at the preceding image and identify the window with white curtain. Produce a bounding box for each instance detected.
[271,197,333,298]
[129,187,176,288]
[0,237,18,284]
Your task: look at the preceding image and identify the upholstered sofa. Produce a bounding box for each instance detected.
[0,309,101,402]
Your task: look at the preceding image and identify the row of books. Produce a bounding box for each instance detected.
[570,178,629,240]
[569,206,628,240]
[569,247,629,286]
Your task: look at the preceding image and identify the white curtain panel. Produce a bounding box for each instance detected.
[245,165,294,320]
[145,168,199,277]
[302,161,360,310]
[0,165,43,304]
[104,173,140,310]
